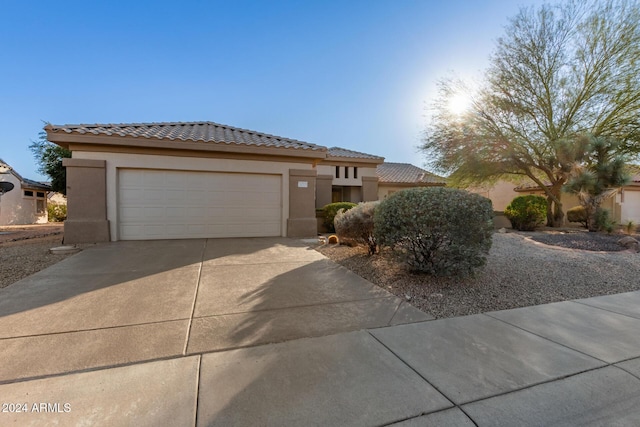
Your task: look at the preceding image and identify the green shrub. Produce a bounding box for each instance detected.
[322,202,356,232]
[594,208,616,233]
[374,187,493,276]
[504,195,547,231]
[47,203,67,222]
[334,201,379,255]
[567,205,588,228]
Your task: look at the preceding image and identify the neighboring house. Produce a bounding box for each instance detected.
[376,162,447,199]
[45,122,385,243]
[0,159,51,225]
[48,192,67,205]
[473,167,640,224]
[467,180,523,211]
[619,166,640,223]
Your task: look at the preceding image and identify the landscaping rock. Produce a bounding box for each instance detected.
[618,236,640,252]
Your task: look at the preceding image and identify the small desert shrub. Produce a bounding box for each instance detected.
[374,187,493,276]
[334,201,379,255]
[594,208,616,233]
[624,220,637,235]
[504,195,547,231]
[322,202,356,232]
[47,203,67,222]
[567,205,588,228]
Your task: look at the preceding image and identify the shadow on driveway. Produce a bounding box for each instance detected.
[0,237,429,383]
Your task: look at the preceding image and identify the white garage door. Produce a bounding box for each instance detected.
[621,190,640,223]
[118,169,282,240]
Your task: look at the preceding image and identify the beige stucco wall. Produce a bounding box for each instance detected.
[467,180,521,212]
[0,173,48,225]
[361,176,379,202]
[617,187,640,223]
[316,174,333,209]
[73,151,314,240]
[287,169,317,237]
[316,165,377,187]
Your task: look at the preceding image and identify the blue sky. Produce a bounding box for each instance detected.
[0,0,546,180]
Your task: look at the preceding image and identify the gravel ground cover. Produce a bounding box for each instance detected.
[528,230,631,252]
[0,234,70,289]
[317,231,640,319]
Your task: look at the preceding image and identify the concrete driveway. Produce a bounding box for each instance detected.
[5,238,640,425]
[0,237,429,383]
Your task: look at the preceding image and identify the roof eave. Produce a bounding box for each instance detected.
[323,155,384,165]
[379,181,446,187]
[46,131,328,160]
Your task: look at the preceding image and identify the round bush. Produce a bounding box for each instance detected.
[374,187,493,276]
[504,195,547,231]
[334,201,379,255]
[47,203,67,222]
[566,205,587,228]
[322,202,356,232]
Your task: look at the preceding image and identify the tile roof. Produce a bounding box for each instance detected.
[45,122,325,152]
[376,162,447,184]
[327,147,384,161]
[22,178,51,191]
[0,158,51,191]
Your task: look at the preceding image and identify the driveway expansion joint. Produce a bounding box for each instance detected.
[482,311,612,365]
[366,330,457,408]
[183,239,207,355]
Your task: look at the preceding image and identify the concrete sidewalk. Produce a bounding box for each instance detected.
[2,239,640,425]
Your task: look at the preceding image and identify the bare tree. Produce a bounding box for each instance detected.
[422,0,640,226]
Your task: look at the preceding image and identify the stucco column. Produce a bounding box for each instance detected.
[361,176,379,202]
[62,158,110,243]
[315,174,333,209]
[287,169,317,237]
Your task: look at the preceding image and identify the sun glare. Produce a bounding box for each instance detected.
[447,92,472,115]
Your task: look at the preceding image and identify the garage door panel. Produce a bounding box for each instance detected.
[118,169,282,240]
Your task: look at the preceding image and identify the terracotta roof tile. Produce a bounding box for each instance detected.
[376,162,447,184]
[45,122,325,152]
[327,147,384,160]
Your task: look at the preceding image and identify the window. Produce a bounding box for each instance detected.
[23,190,33,197]
[345,167,349,179]
[36,192,45,198]
[335,166,340,178]
[354,167,358,179]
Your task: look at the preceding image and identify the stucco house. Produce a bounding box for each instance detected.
[514,171,640,224]
[470,168,640,225]
[376,162,447,199]
[0,159,51,225]
[45,122,386,243]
